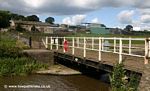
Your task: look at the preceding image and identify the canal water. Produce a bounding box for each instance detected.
[0,74,110,91]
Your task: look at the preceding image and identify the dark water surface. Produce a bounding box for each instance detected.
[0,75,110,91]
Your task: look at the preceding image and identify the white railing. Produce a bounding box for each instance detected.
[42,37,150,64]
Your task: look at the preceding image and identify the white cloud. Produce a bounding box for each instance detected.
[0,0,149,15]
[62,15,86,25]
[62,17,71,25]
[23,0,46,8]
[91,18,100,23]
[117,10,134,24]
[141,15,150,23]
[133,27,141,31]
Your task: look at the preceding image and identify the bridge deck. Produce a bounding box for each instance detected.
[53,48,144,73]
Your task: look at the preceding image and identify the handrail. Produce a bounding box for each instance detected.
[42,37,150,64]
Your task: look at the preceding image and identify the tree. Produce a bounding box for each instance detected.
[124,25,133,32]
[11,13,26,21]
[45,17,55,24]
[26,15,39,22]
[0,10,10,28]
[101,24,106,28]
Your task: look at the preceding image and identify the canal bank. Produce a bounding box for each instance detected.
[0,49,111,91]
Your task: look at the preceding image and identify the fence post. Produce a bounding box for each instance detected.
[144,38,149,64]
[77,37,79,48]
[45,37,48,49]
[72,37,75,55]
[50,37,52,50]
[63,37,66,53]
[119,38,123,64]
[99,37,102,61]
[129,37,131,54]
[114,37,116,53]
[83,37,86,58]
[92,37,94,49]
[56,37,58,50]
[102,37,104,51]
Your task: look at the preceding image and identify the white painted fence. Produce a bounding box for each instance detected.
[42,37,150,64]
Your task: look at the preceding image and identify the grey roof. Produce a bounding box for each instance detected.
[13,20,51,26]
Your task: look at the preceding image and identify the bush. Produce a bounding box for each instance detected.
[110,63,140,91]
[0,44,23,58]
[0,57,48,76]
[0,33,48,76]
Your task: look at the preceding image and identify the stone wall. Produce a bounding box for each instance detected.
[138,64,150,91]
[23,50,54,66]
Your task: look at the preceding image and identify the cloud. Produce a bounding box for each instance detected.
[140,15,150,23]
[117,10,134,24]
[134,0,150,9]
[62,15,86,25]
[62,17,72,25]
[0,0,149,15]
[91,18,100,23]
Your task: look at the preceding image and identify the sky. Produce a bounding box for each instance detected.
[0,0,150,30]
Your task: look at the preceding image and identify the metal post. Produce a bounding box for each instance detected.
[72,37,75,55]
[119,38,123,64]
[92,37,94,49]
[50,37,52,50]
[144,38,149,64]
[63,37,66,53]
[114,37,116,53]
[99,37,102,61]
[129,37,131,54]
[29,36,32,48]
[45,37,48,49]
[83,37,86,58]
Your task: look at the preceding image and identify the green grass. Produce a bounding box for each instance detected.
[0,32,48,76]
[0,57,48,76]
[66,33,150,38]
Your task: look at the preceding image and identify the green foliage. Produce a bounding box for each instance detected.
[0,35,23,58]
[26,15,39,22]
[0,10,10,28]
[110,63,126,91]
[0,57,48,76]
[110,63,140,91]
[10,13,26,21]
[0,33,48,76]
[124,25,133,32]
[45,17,55,24]
[127,74,140,91]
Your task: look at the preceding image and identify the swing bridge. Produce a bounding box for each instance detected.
[42,37,150,73]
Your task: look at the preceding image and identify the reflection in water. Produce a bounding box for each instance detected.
[0,75,110,91]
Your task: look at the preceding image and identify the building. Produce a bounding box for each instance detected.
[109,28,122,34]
[10,20,61,34]
[88,23,109,34]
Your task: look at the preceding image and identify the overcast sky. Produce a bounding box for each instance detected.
[0,0,150,30]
